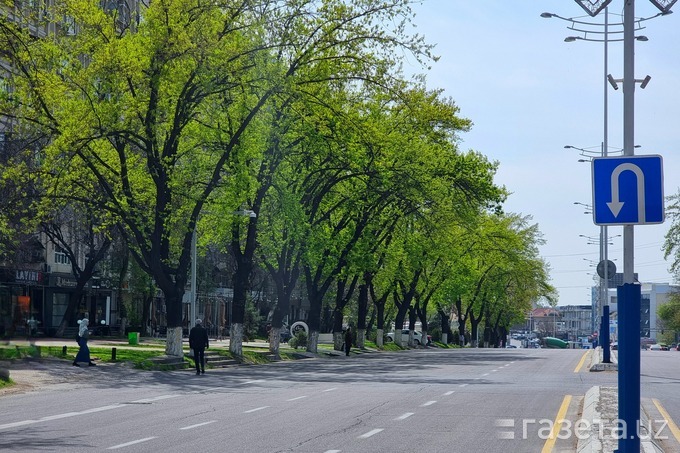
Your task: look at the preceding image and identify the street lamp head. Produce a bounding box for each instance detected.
[640,75,651,89]
[649,0,678,14]
[540,12,556,18]
[564,36,579,42]
[635,35,649,41]
[607,74,619,90]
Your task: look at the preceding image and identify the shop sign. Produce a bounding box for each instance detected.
[15,269,43,285]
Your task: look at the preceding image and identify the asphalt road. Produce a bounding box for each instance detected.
[1,347,678,452]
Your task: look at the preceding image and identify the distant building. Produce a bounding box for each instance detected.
[605,282,678,341]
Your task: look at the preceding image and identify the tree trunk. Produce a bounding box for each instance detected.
[166,326,183,358]
[357,329,366,349]
[375,328,384,348]
[307,330,319,353]
[56,286,85,337]
[357,279,369,349]
[269,325,281,356]
[230,323,244,356]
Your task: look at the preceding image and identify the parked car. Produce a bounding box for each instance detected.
[611,342,618,350]
[659,343,670,351]
[385,329,431,345]
[649,344,662,351]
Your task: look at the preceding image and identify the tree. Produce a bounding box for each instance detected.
[1,0,431,356]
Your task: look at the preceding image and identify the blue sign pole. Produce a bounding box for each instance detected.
[617,283,641,452]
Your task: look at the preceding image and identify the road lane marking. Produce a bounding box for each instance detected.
[574,350,591,373]
[395,413,414,420]
[358,429,383,439]
[180,420,217,430]
[107,437,157,450]
[242,380,264,385]
[652,399,680,443]
[286,396,308,401]
[541,395,572,453]
[244,406,270,413]
[131,395,179,403]
[481,373,489,377]
[0,404,127,431]
[459,383,468,388]
[323,388,337,392]
[421,401,437,407]
[491,369,498,372]
[324,450,341,453]
[443,391,455,396]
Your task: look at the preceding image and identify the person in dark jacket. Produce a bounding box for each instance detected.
[344,326,352,356]
[189,319,209,375]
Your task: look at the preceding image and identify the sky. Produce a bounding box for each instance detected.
[407,1,680,306]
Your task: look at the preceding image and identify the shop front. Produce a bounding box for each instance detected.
[0,268,46,339]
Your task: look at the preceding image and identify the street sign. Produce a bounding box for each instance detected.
[592,155,664,225]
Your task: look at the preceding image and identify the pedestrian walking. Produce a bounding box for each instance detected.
[344,326,352,356]
[189,319,209,375]
[73,317,95,367]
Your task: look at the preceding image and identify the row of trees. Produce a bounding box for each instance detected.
[0,0,555,357]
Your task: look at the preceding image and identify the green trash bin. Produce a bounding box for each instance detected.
[128,332,139,345]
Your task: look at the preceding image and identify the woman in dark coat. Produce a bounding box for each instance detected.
[344,327,352,356]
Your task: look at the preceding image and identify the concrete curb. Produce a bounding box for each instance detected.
[578,386,603,453]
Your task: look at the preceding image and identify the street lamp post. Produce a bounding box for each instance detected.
[545,3,675,450]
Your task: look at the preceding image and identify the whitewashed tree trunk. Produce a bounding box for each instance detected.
[230,323,243,356]
[442,332,448,345]
[422,329,428,347]
[395,332,403,348]
[376,328,384,348]
[333,331,343,350]
[306,330,319,353]
[166,326,183,357]
[357,329,366,349]
[119,318,127,338]
[269,326,281,355]
[408,329,415,347]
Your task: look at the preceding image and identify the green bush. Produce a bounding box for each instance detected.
[289,331,307,349]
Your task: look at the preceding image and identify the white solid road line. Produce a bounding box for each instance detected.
[180,420,217,430]
[107,437,157,450]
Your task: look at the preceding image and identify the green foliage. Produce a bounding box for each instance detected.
[658,292,680,334]
[289,330,308,349]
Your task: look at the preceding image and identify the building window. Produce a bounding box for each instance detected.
[54,246,71,265]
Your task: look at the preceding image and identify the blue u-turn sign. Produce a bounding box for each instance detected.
[591,155,664,225]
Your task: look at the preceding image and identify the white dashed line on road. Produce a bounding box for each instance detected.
[286,396,308,401]
[421,401,437,407]
[394,412,414,420]
[244,406,270,413]
[358,428,383,439]
[131,395,179,404]
[107,437,157,450]
[459,383,468,387]
[443,391,455,396]
[323,388,337,392]
[180,420,217,430]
